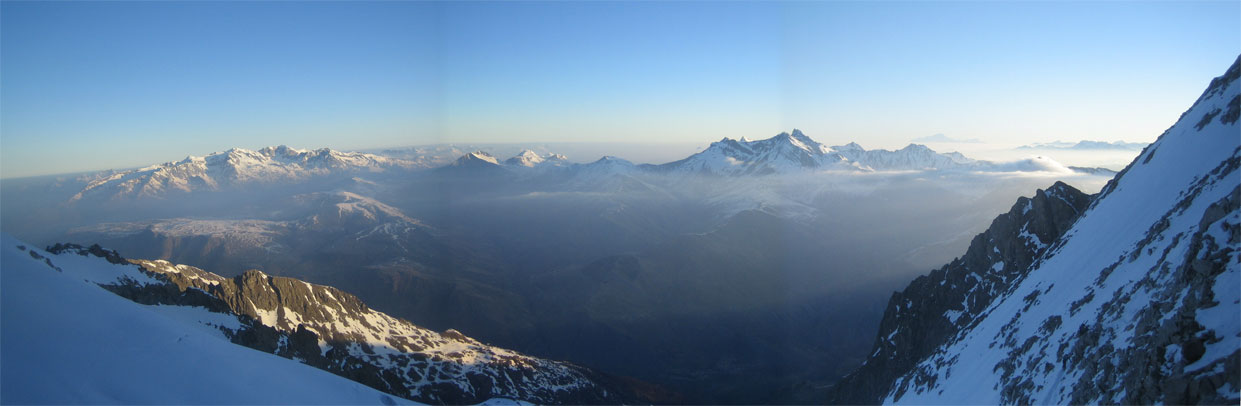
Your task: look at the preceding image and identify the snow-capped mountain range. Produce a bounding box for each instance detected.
[657,129,1100,176]
[440,150,570,174]
[829,55,1241,404]
[71,146,416,201]
[66,132,1109,202]
[2,236,638,404]
[506,150,570,167]
[431,130,1098,178]
[657,130,862,175]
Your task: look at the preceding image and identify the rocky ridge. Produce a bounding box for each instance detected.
[824,181,1093,404]
[43,242,639,405]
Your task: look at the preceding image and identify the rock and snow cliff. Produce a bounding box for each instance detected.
[829,55,1241,405]
[2,236,638,404]
[826,181,1094,404]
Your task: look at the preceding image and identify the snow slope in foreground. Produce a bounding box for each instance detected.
[0,233,414,405]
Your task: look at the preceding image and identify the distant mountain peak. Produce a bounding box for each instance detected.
[257,145,307,156]
[770,129,824,151]
[296,190,420,227]
[833,142,865,151]
[504,149,544,167]
[591,155,634,166]
[456,151,500,166]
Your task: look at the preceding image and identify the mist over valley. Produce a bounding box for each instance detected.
[0,131,1117,402]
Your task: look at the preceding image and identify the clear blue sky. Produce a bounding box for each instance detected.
[2,1,1238,178]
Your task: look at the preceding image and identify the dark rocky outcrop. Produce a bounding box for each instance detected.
[825,181,1093,404]
[48,242,128,265]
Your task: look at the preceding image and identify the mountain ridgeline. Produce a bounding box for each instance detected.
[58,130,1110,204]
[72,145,414,201]
[828,55,1241,404]
[826,181,1094,404]
[40,242,651,405]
